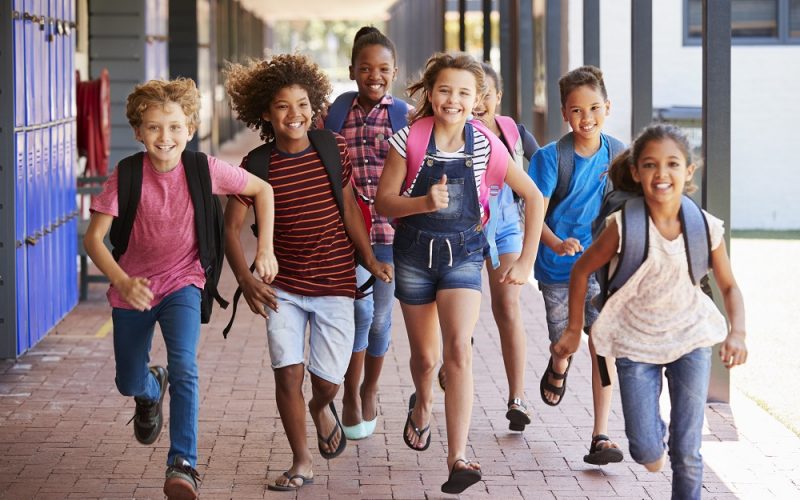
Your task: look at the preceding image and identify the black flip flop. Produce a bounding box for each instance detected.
[402,393,431,451]
[539,355,573,406]
[317,402,347,459]
[441,458,482,494]
[583,433,624,465]
[267,471,314,491]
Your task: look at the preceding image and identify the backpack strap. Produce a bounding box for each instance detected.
[387,97,410,133]
[182,151,229,312]
[308,129,346,217]
[680,195,712,285]
[323,91,358,133]
[404,116,435,191]
[494,115,521,157]
[607,196,649,296]
[109,152,145,260]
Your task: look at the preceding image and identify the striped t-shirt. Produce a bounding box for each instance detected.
[388,124,491,219]
[236,135,356,298]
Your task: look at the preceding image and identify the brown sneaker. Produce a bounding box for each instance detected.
[164,455,200,500]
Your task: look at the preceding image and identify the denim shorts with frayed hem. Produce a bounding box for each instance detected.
[393,224,485,305]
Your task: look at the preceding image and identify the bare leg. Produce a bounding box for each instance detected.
[308,373,342,455]
[400,301,440,449]
[361,353,385,421]
[273,364,313,487]
[589,335,621,451]
[341,350,365,426]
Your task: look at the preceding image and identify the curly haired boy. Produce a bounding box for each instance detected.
[224,54,392,491]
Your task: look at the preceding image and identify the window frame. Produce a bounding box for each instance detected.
[683,0,800,46]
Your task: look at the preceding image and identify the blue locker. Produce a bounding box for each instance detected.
[13,1,26,127]
[54,0,63,121]
[31,0,42,125]
[48,0,58,122]
[66,121,78,309]
[49,126,62,322]
[15,133,29,354]
[40,0,51,125]
[67,0,76,118]
[42,130,53,333]
[23,0,36,125]
[25,130,39,345]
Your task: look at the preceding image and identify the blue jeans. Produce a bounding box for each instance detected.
[112,285,201,467]
[616,347,712,500]
[354,244,395,356]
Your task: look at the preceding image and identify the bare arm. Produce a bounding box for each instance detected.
[239,174,277,283]
[342,187,393,283]
[224,198,277,316]
[711,240,748,368]
[552,220,620,357]
[500,157,544,284]
[374,147,446,219]
[83,212,153,310]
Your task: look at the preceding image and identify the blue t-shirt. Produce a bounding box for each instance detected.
[528,135,612,284]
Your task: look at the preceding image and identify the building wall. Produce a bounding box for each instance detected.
[573,0,800,230]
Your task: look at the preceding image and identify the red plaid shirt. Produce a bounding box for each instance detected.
[339,94,406,245]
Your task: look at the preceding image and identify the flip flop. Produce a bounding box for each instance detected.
[402,393,431,451]
[539,355,573,406]
[583,433,624,465]
[441,458,482,494]
[505,398,531,431]
[317,402,347,459]
[267,471,314,491]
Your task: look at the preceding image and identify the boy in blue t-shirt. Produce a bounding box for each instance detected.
[528,66,625,466]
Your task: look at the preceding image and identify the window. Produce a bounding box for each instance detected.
[685,0,800,44]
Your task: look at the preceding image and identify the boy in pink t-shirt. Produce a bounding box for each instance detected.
[84,78,277,500]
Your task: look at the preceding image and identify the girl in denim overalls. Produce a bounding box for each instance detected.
[375,52,544,495]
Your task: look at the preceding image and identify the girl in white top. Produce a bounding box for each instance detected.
[552,123,747,499]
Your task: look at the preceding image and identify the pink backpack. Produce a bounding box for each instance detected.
[404,116,510,225]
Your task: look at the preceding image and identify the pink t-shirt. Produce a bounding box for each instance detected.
[91,154,248,309]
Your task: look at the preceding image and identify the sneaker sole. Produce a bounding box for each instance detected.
[163,477,198,500]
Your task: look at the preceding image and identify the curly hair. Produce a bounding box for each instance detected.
[126,78,200,131]
[224,54,332,141]
[406,52,486,124]
[558,65,608,108]
[608,122,698,195]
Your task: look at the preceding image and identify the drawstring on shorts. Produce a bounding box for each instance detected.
[427,238,454,268]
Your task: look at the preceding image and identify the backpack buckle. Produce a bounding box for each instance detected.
[489,184,501,197]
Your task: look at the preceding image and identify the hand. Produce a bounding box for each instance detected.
[366,260,393,284]
[556,237,583,257]
[719,331,747,368]
[116,277,154,311]
[553,328,582,358]
[427,174,449,211]
[254,249,279,284]
[499,258,532,285]
[240,274,278,317]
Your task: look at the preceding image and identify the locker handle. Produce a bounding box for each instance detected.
[25,235,39,246]
[16,240,23,248]
[12,10,20,20]
[23,12,33,21]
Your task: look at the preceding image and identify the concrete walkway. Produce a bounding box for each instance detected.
[1,132,798,499]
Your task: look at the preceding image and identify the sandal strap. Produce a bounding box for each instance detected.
[589,434,612,453]
[507,398,527,410]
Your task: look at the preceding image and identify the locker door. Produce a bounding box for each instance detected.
[48,0,58,122]
[23,0,36,125]
[66,0,76,118]
[15,133,29,355]
[41,130,54,333]
[66,121,78,309]
[13,1,26,128]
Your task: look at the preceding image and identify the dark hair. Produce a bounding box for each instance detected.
[558,65,608,108]
[480,62,503,93]
[608,122,698,194]
[351,26,397,66]
[224,53,331,142]
[406,52,485,123]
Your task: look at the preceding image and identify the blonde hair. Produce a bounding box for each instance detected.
[406,52,485,124]
[126,78,200,131]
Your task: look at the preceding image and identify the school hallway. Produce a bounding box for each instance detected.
[1,133,799,500]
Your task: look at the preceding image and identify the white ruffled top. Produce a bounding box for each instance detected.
[590,209,728,364]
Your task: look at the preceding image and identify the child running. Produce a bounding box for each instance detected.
[437,62,540,432]
[528,65,626,465]
[553,123,747,499]
[224,54,393,492]
[83,78,277,500]
[375,52,544,494]
[323,26,412,441]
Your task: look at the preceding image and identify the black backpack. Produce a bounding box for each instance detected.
[110,151,229,324]
[222,129,374,338]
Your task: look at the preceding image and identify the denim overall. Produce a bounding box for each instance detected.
[393,123,487,305]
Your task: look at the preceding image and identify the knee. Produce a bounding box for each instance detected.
[644,452,666,472]
[410,351,438,375]
[442,342,471,371]
[115,376,144,397]
[491,295,518,323]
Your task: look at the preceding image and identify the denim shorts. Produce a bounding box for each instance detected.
[393,224,485,305]
[266,288,355,384]
[539,274,601,343]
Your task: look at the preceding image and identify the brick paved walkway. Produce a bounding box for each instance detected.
[1,132,798,499]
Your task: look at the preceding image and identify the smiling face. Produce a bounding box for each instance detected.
[473,74,501,127]
[262,84,313,152]
[631,138,696,204]
[350,43,397,109]
[134,102,193,172]
[561,84,609,145]
[428,68,479,127]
